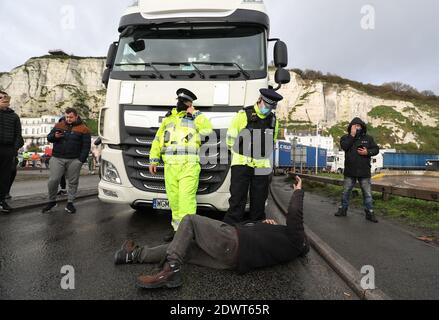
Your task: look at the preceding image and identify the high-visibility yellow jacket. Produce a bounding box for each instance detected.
[227,103,279,169]
[150,108,213,165]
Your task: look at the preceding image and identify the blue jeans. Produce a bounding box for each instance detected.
[341,177,373,211]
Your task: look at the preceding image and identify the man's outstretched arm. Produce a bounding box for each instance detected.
[286,176,305,236]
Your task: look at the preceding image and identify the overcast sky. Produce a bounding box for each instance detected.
[0,0,438,93]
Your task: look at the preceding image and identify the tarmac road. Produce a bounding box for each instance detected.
[0,196,357,300]
[374,175,439,191]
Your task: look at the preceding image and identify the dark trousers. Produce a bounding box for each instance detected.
[6,157,18,195]
[0,146,15,201]
[136,215,238,270]
[223,165,270,225]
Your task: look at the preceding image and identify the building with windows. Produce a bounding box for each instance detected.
[285,132,335,156]
[21,115,61,148]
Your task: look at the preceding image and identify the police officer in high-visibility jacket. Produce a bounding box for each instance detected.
[149,89,213,242]
[223,88,283,225]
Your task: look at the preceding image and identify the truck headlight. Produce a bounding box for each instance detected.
[102,160,121,184]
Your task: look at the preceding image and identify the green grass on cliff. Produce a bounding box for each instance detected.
[321,106,439,153]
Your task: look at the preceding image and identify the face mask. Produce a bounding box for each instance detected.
[259,102,273,115]
[176,100,188,112]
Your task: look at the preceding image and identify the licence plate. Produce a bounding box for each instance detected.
[153,199,171,210]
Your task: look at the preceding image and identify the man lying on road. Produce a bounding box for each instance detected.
[114,176,309,289]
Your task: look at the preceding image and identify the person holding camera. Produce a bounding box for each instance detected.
[335,117,379,222]
[42,107,91,214]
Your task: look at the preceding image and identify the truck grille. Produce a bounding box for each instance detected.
[121,127,230,195]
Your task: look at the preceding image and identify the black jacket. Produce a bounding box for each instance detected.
[47,117,91,163]
[340,118,379,178]
[0,107,24,150]
[235,190,307,274]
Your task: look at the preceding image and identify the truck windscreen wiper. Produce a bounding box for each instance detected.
[209,72,241,79]
[114,62,164,79]
[191,62,250,79]
[150,62,206,79]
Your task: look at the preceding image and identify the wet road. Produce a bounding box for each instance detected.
[0,197,357,300]
[375,175,439,191]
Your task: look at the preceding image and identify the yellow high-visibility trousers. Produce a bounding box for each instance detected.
[164,162,201,231]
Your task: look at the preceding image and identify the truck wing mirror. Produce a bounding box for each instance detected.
[106,42,119,68]
[274,40,288,68]
[275,68,291,84]
[102,68,111,87]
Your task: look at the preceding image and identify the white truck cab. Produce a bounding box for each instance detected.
[98,0,290,211]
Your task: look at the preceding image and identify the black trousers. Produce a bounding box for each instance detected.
[223,165,270,225]
[6,157,18,195]
[0,146,15,201]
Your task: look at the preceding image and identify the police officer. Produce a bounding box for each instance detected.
[149,89,213,242]
[223,88,283,225]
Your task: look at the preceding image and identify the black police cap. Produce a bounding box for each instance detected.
[176,88,197,102]
[259,88,283,106]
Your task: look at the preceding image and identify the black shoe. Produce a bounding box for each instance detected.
[365,210,378,223]
[163,230,176,243]
[136,262,182,289]
[42,202,57,214]
[5,194,12,200]
[114,240,139,265]
[57,189,67,196]
[65,202,76,214]
[335,207,348,217]
[0,201,12,214]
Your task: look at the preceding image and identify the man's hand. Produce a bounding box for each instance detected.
[186,106,196,115]
[350,126,357,137]
[149,164,157,175]
[262,219,278,225]
[55,131,64,139]
[293,175,302,191]
[357,147,368,156]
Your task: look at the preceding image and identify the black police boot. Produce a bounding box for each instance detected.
[365,209,378,223]
[114,240,139,265]
[335,207,348,217]
[163,230,176,243]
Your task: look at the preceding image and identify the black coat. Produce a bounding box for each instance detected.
[235,190,307,274]
[47,117,91,163]
[0,107,24,150]
[340,118,380,178]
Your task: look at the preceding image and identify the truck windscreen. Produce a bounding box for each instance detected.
[113,26,266,79]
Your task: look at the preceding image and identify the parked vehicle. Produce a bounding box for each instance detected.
[383,152,439,170]
[98,0,291,212]
[274,141,327,174]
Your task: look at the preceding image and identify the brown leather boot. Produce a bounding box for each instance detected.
[114,240,139,265]
[136,262,182,289]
